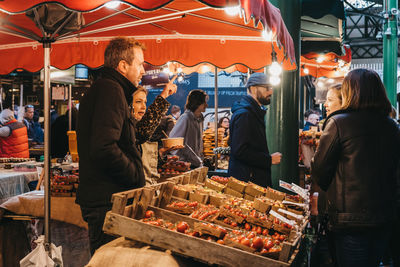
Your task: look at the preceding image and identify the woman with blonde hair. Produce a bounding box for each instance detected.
[312,69,400,267]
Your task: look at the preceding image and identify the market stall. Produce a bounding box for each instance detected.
[99,169,310,266]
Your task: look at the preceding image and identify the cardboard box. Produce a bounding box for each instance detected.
[205,178,226,192]
[224,187,243,198]
[244,182,267,197]
[227,177,247,193]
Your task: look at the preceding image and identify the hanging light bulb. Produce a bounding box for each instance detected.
[303,68,309,74]
[269,76,281,86]
[262,30,273,41]
[316,55,325,63]
[177,76,184,82]
[177,67,183,73]
[201,65,210,73]
[268,61,282,76]
[105,1,120,9]
[224,6,240,16]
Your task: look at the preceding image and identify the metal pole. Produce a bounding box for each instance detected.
[0,86,3,111]
[20,83,23,110]
[214,67,219,170]
[383,0,398,107]
[68,84,72,131]
[43,42,52,256]
[267,0,301,188]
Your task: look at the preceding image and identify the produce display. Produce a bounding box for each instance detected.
[141,209,288,259]
[0,157,36,163]
[210,175,229,185]
[104,167,309,266]
[203,128,225,158]
[158,155,191,178]
[51,172,79,197]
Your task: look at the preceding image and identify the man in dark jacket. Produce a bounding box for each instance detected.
[228,73,282,187]
[76,37,176,255]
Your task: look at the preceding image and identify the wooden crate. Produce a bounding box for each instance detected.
[103,205,297,267]
[104,182,303,265]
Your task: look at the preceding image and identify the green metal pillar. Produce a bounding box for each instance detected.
[383,0,398,107]
[267,0,301,188]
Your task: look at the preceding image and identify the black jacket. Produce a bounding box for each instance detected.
[228,95,272,187]
[312,109,400,230]
[76,67,145,208]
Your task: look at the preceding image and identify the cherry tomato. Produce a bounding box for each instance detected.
[264,239,274,250]
[177,221,189,233]
[252,237,264,250]
[240,237,251,247]
[244,223,251,231]
[217,239,224,245]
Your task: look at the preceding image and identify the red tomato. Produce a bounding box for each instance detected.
[230,222,238,227]
[177,221,189,233]
[264,239,274,250]
[217,239,224,245]
[251,226,257,232]
[246,232,255,239]
[144,210,154,218]
[244,223,251,231]
[252,237,264,250]
[278,234,286,241]
[262,229,269,236]
[240,238,251,247]
[256,226,262,235]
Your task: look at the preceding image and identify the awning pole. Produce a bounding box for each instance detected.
[20,83,23,109]
[0,86,3,111]
[214,67,219,170]
[43,41,52,257]
[68,84,72,131]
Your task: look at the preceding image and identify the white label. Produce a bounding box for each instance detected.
[282,200,307,208]
[278,208,304,220]
[279,180,297,193]
[270,210,295,227]
[291,183,309,200]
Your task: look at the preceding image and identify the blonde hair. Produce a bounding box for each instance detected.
[133,86,148,97]
[328,84,342,103]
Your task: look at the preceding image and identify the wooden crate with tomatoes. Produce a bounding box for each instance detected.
[103,180,304,266]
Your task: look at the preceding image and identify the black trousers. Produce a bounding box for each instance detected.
[80,205,116,255]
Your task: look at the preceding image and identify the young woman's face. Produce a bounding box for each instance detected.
[324,89,342,116]
[221,118,229,129]
[132,91,147,121]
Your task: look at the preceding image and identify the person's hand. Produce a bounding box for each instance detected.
[160,75,178,99]
[271,152,282,165]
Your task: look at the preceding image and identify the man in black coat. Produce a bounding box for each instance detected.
[228,73,282,187]
[76,37,176,255]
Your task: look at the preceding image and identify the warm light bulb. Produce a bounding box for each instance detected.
[303,68,309,74]
[262,30,273,41]
[177,67,183,73]
[105,1,120,9]
[316,56,325,63]
[269,76,281,86]
[224,6,240,16]
[201,65,210,73]
[268,62,282,76]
